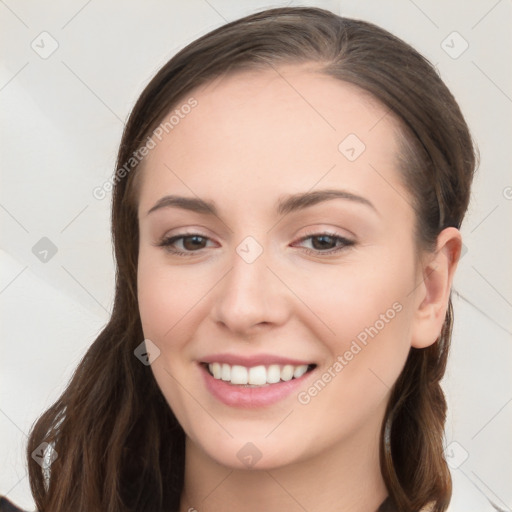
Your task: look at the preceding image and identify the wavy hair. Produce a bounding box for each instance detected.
[26,7,476,511]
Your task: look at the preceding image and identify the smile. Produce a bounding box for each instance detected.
[199,356,318,408]
[203,362,316,386]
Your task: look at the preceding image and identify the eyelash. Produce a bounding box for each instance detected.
[156,230,355,257]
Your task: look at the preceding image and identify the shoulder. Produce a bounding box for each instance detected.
[0,496,30,512]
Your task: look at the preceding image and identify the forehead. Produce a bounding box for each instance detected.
[137,64,405,215]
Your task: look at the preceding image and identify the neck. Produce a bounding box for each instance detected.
[179,407,388,512]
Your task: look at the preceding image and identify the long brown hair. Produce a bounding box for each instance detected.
[26,7,476,511]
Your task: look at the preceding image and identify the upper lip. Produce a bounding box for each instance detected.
[199,353,315,367]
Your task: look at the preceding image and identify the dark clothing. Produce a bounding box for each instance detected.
[0,497,28,512]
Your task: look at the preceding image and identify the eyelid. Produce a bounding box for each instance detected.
[294,228,354,242]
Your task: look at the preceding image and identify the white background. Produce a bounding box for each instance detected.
[1,1,511,510]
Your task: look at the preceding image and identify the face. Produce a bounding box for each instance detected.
[136,64,424,470]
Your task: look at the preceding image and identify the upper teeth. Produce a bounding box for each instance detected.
[208,363,310,386]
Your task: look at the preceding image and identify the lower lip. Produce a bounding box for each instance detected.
[200,364,314,408]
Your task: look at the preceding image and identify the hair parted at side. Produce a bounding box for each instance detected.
[26,6,477,512]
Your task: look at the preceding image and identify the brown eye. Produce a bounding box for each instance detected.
[309,234,338,250]
[295,232,355,256]
[180,235,208,251]
[158,234,213,255]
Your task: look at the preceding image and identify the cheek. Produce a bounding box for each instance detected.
[294,297,414,439]
[137,253,204,342]
[137,255,208,428]
[296,249,417,395]
[297,251,415,342]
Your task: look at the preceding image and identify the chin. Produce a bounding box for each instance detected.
[192,432,310,472]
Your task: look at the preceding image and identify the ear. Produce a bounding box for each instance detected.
[411,227,462,349]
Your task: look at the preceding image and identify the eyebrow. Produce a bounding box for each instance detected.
[146,189,379,217]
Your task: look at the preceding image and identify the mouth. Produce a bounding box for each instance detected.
[198,356,317,409]
[201,362,317,387]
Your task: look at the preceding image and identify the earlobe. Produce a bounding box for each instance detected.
[410,227,462,349]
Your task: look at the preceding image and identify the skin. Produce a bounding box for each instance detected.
[136,63,461,512]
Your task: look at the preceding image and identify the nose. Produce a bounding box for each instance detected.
[210,241,291,337]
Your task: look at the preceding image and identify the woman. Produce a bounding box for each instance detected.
[14,6,487,512]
